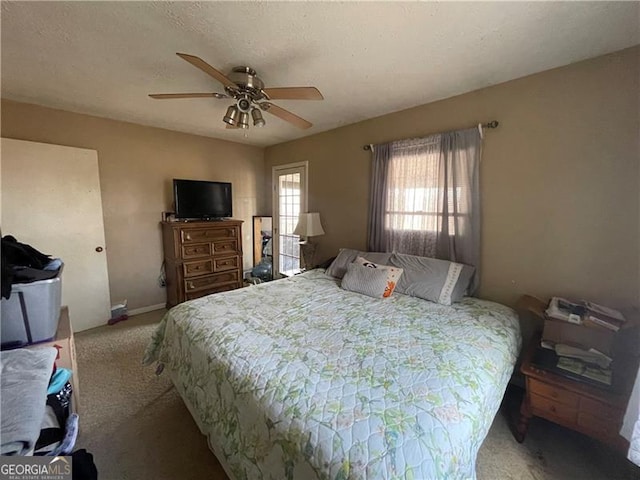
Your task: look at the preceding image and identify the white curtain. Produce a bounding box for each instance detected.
[385,135,442,258]
[622,366,640,466]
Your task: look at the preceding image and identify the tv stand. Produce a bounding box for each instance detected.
[161,220,244,307]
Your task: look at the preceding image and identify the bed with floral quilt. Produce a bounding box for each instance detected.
[144,269,520,480]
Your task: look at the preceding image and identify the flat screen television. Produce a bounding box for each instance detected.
[173,179,232,219]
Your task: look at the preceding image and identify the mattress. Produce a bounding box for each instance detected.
[144,269,521,479]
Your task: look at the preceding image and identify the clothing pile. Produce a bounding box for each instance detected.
[0,347,97,478]
[1,235,61,300]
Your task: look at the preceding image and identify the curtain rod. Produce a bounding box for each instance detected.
[362,120,499,151]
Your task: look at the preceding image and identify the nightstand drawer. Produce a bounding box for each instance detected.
[580,397,623,422]
[529,379,580,407]
[182,243,212,259]
[183,259,214,278]
[530,393,578,424]
[577,412,620,438]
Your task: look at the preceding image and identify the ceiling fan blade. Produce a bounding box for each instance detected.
[176,53,237,89]
[148,93,227,99]
[263,87,324,100]
[260,102,312,129]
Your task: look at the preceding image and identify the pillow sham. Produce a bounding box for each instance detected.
[389,252,475,305]
[353,256,403,298]
[325,248,392,279]
[341,262,391,299]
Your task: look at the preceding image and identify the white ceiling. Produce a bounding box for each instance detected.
[2,2,638,147]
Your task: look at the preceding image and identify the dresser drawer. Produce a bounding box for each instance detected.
[528,379,580,407]
[186,283,237,301]
[181,243,212,260]
[530,393,578,424]
[183,259,214,278]
[213,239,238,255]
[213,255,240,272]
[180,226,238,244]
[184,270,240,293]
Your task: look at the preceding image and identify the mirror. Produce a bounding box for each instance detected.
[250,216,273,282]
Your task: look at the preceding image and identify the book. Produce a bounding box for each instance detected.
[557,357,612,386]
[546,297,625,330]
[584,315,620,332]
[531,347,612,390]
[546,297,586,324]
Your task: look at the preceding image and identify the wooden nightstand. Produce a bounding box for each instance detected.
[516,333,632,451]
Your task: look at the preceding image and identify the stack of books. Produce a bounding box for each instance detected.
[546,297,625,332]
[532,344,614,388]
[535,297,627,388]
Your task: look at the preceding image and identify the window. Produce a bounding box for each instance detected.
[385,143,466,236]
[368,128,481,292]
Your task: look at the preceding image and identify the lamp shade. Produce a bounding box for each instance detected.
[293,212,325,237]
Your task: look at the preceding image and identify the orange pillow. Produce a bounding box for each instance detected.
[353,256,403,298]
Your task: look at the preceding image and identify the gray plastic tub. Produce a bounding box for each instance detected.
[1,265,63,348]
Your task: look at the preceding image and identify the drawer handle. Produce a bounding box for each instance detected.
[185,234,192,241]
[187,282,194,290]
[550,405,556,413]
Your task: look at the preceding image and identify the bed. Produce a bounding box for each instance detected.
[144,269,520,479]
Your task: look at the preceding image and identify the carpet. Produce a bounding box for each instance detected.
[75,310,640,479]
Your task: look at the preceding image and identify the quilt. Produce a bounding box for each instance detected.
[144,269,520,479]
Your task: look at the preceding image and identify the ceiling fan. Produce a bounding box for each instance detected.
[149,53,323,130]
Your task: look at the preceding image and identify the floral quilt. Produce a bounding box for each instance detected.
[144,269,520,480]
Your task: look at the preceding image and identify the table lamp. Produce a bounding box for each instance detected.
[293,212,325,270]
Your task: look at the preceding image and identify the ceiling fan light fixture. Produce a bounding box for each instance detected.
[223,105,239,126]
[251,108,265,127]
[238,111,250,129]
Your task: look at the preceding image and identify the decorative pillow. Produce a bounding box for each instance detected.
[389,252,475,305]
[325,248,392,279]
[353,256,403,298]
[341,263,391,299]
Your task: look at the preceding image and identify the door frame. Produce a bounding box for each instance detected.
[272,161,308,275]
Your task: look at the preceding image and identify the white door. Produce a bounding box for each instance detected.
[1,138,111,331]
[272,162,307,276]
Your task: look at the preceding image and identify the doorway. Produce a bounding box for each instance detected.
[272,162,307,276]
[1,138,112,331]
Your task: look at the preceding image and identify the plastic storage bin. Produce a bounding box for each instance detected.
[1,266,63,349]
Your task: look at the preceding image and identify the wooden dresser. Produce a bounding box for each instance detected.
[161,220,243,308]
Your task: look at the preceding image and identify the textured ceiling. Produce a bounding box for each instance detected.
[2,2,638,147]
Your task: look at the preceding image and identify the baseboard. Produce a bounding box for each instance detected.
[128,303,166,316]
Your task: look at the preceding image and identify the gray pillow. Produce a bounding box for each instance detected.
[325,248,392,279]
[389,252,475,305]
[341,262,390,298]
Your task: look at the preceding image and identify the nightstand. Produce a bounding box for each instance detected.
[516,333,632,451]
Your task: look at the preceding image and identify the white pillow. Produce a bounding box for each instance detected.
[353,256,403,298]
[341,263,390,298]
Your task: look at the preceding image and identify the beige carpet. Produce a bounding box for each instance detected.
[75,310,640,480]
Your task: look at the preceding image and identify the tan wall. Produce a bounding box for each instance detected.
[265,46,640,311]
[1,100,265,311]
